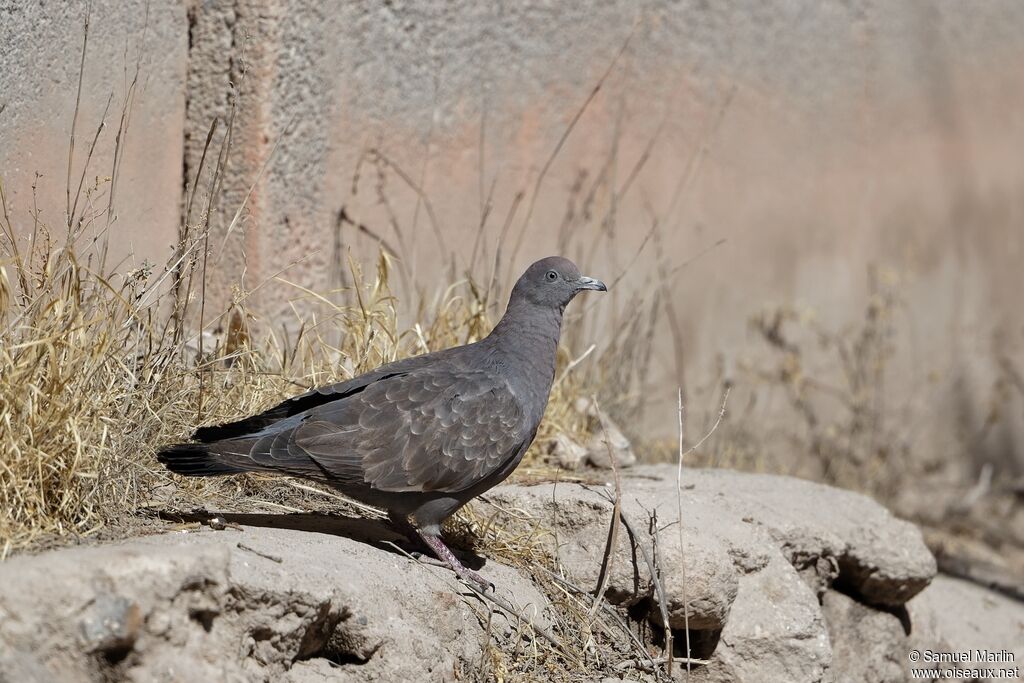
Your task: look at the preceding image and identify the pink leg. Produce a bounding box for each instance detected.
[417,530,494,591]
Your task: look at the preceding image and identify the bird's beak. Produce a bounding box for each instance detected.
[576,276,608,292]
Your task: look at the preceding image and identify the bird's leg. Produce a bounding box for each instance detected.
[417,529,494,592]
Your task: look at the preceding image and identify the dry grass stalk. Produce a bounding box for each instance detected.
[588,397,623,618]
[674,385,729,678]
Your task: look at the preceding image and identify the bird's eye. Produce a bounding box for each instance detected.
[545,270,558,282]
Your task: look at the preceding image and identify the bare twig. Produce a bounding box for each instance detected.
[67,1,92,227]
[649,509,675,677]
[589,397,623,617]
[675,388,692,676]
[681,387,731,463]
[674,386,730,676]
[539,566,659,671]
[216,114,297,261]
[366,149,449,261]
[236,542,283,563]
[615,656,710,672]
[283,479,386,519]
[554,343,596,388]
[595,488,675,678]
[69,93,113,233]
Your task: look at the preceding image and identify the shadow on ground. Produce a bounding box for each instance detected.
[156,509,487,569]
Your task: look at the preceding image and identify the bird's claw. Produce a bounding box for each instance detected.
[457,567,495,593]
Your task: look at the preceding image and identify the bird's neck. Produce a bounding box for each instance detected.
[488,298,564,421]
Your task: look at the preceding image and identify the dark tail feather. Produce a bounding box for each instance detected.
[191,394,310,442]
[157,444,247,476]
[193,419,278,443]
[190,374,400,442]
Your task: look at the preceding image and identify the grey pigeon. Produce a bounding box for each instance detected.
[158,256,606,588]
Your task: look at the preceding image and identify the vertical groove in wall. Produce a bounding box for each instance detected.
[180,1,198,240]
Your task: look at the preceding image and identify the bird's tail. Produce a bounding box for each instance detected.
[156,443,249,477]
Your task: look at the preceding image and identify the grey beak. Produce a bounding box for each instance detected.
[576,276,608,292]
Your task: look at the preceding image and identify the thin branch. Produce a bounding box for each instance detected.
[366,149,449,260]
[554,343,596,388]
[67,1,92,227]
[675,386,730,676]
[594,489,675,680]
[216,114,297,261]
[675,388,692,677]
[589,397,623,617]
[236,542,283,563]
[69,93,113,233]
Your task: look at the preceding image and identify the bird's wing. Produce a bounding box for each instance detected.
[256,364,528,494]
[191,353,439,442]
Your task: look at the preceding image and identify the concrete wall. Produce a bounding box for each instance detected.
[0,0,186,267]
[3,1,1023,475]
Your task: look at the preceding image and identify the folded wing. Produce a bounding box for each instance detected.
[246,364,527,494]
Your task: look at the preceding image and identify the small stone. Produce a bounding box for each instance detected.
[78,595,142,655]
[584,419,636,469]
[549,433,587,470]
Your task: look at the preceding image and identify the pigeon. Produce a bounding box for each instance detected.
[158,256,606,588]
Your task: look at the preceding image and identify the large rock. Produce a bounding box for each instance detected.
[489,478,746,632]
[648,465,936,606]
[487,464,938,682]
[907,575,1024,678]
[0,524,551,682]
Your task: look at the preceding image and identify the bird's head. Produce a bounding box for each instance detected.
[510,256,607,311]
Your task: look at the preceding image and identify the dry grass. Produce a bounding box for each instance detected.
[744,267,910,496]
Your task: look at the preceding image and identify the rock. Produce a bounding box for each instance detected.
[78,595,143,656]
[0,541,232,682]
[696,553,832,683]
[486,464,938,682]
[0,464,956,682]
[585,420,637,468]
[489,481,742,632]
[0,651,52,683]
[655,540,739,631]
[549,432,588,470]
[0,524,552,682]
[907,575,1024,675]
[574,398,638,468]
[821,590,906,683]
[632,465,936,606]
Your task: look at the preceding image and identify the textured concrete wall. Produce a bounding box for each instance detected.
[0,1,186,266]
[3,1,1022,472]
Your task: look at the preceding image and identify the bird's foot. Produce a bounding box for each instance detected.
[417,530,494,592]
